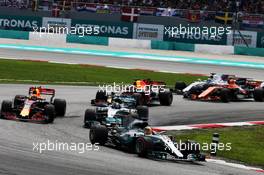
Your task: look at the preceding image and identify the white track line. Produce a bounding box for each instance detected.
[152,121,264,131]
[206,158,263,172]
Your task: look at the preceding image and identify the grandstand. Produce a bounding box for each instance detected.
[0,0,263,14]
[0,0,263,48]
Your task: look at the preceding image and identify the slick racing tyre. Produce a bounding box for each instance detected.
[132,93,145,106]
[14,95,26,108]
[1,100,12,112]
[135,137,152,157]
[54,99,67,117]
[253,88,264,102]
[175,82,187,92]
[89,125,108,145]
[159,91,173,106]
[136,106,149,121]
[1,100,12,117]
[84,109,97,128]
[220,88,231,103]
[44,104,55,123]
[96,90,107,101]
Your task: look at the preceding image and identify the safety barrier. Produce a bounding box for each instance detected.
[195,44,234,55]
[109,38,151,49]
[151,41,194,52]
[234,46,264,57]
[29,32,67,46]
[66,35,109,46]
[0,29,264,57]
[0,29,29,40]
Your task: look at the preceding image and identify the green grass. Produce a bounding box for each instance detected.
[170,126,264,168]
[0,59,206,86]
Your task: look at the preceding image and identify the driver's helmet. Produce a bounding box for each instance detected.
[135,80,146,89]
[112,102,121,109]
[209,73,216,79]
[144,126,152,136]
[228,78,236,85]
[32,88,41,98]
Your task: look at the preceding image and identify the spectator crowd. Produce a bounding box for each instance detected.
[0,0,263,14]
[88,0,264,13]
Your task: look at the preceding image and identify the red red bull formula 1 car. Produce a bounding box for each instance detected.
[92,79,173,106]
[0,87,66,124]
[123,79,173,106]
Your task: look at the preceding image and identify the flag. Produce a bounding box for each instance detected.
[63,1,71,11]
[139,7,156,16]
[85,3,97,12]
[215,12,233,25]
[242,15,264,28]
[52,6,60,17]
[156,8,178,16]
[121,7,139,22]
[187,10,201,23]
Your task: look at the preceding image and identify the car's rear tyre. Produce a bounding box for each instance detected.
[135,137,152,157]
[175,82,187,92]
[44,104,55,123]
[54,99,66,117]
[159,91,173,106]
[89,125,108,145]
[136,106,149,121]
[14,95,26,108]
[1,100,12,113]
[96,91,107,101]
[133,93,145,106]
[253,88,264,102]
[84,109,97,128]
[220,88,231,103]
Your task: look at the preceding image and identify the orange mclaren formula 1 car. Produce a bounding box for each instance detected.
[0,87,67,123]
[181,75,264,103]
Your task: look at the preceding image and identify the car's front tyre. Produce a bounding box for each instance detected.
[159,91,173,106]
[135,137,152,157]
[54,98,66,117]
[253,88,264,102]
[84,109,97,128]
[1,100,12,118]
[89,125,108,145]
[44,104,55,123]
[220,88,231,103]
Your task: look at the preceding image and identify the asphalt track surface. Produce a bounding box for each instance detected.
[0,84,263,175]
[0,48,263,80]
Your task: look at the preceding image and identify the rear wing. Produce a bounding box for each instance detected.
[28,87,55,97]
[133,79,166,86]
